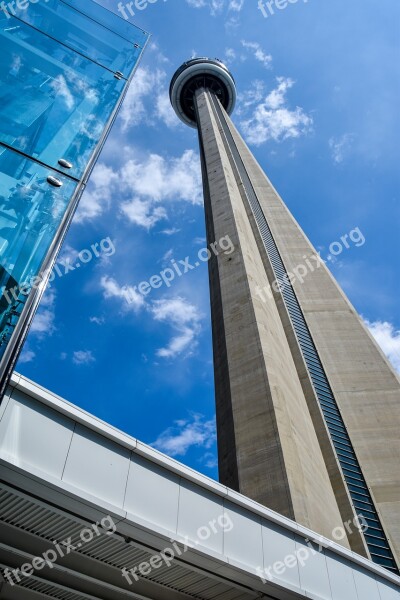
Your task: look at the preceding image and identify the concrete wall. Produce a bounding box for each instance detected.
[221,107,400,568]
[195,89,352,546]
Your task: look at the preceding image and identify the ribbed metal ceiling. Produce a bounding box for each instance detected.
[0,484,256,600]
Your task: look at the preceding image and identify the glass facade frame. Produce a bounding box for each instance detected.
[0,0,149,395]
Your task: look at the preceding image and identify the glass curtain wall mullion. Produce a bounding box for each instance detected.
[0,148,78,362]
[2,13,128,80]
[9,1,146,75]
[60,0,148,42]
[0,142,80,184]
[209,93,399,575]
[0,16,126,178]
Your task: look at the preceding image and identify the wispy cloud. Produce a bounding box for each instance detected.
[329,133,355,164]
[89,316,105,325]
[119,67,165,130]
[74,164,117,224]
[117,64,181,131]
[121,198,167,230]
[365,318,400,373]
[72,350,96,366]
[240,77,313,145]
[121,150,202,206]
[30,289,56,338]
[100,276,145,312]
[151,413,216,457]
[185,0,243,15]
[241,40,272,69]
[74,148,202,228]
[100,276,203,360]
[151,297,202,358]
[18,348,36,364]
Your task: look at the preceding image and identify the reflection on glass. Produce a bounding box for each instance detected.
[0,149,77,360]
[11,0,145,74]
[0,0,148,377]
[60,0,148,44]
[0,16,125,179]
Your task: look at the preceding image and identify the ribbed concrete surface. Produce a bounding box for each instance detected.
[195,88,400,570]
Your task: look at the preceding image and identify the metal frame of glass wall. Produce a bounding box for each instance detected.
[0,0,149,397]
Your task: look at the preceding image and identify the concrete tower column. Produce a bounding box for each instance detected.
[170,58,400,574]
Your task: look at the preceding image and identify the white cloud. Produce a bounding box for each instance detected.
[100,276,145,312]
[162,248,174,262]
[365,319,400,373]
[119,67,165,130]
[240,77,313,145]
[156,92,181,128]
[19,349,36,364]
[236,80,266,115]
[118,65,180,131]
[160,227,181,236]
[74,164,117,224]
[329,133,355,164]
[225,48,236,62]
[121,198,167,230]
[72,350,95,365]
[99,277,202,360]
[151,297,202,358]
[151,413,216,457]
[186,0,228,17]
[121,150,202,205]
[229,0,244,11]
[241,40,272,69]
[186,0,206,7]
[30,289,56,337]
[90,316,105,325]
[118,149,202,229]
[73,149,202,229]
[202,452,218,469]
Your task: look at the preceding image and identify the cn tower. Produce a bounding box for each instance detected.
[170,58,400,573]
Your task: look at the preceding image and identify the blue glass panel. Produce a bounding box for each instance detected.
[8,0,145,75]
[0,16,125,178]
[61,0,148,44]
[0,147,77,360]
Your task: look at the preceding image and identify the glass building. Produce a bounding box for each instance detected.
[0,0,149,393]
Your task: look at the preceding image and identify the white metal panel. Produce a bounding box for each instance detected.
[223,501,263,570]
[62,424,131,508]
[261,519,300,590]
[325,550,358,600]
[376,578,400,600]
[0,391,74,479]
[124,453,180,534]
[352,565,381,600]
[177,479,224,554]
[295,536,331,600]
[1,374,399,600]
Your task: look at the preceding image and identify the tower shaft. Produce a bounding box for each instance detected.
[195,88,400,571]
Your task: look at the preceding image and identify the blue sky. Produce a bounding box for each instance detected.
[18,0,400,480]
